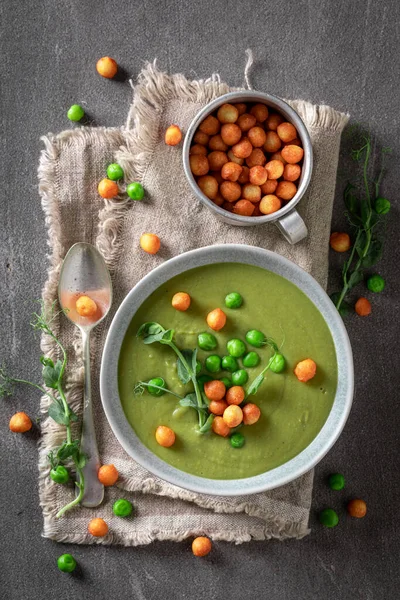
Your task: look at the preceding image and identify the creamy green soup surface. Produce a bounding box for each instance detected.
[119,263,337,480]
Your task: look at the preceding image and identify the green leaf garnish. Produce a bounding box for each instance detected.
[0,300,85,519]
[42,359,63,389]
[198,413,214,433]
[330,293,352,317]
[360,239,382,268]
[177,349,198,384]
[137,322,174,345]
[136,323,207,431]
[48,400,71,426]
[40,356,54,368]
[246,373,265,397]
[178,393,199,409]
[334,133,391,316]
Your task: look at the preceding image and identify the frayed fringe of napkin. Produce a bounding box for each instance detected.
[43,521,309,547]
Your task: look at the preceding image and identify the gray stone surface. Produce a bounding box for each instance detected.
[1,0,399,598]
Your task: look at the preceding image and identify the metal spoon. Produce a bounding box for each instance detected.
[58,242,112,507]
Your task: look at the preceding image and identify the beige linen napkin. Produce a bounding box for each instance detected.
[38,63,349,545]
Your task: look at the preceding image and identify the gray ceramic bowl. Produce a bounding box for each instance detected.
[182,91,313,244]
[100,245,353,496]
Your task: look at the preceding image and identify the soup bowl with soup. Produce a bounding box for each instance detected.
[100,245,353,496]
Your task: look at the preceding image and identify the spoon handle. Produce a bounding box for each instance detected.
[78,328,104,507]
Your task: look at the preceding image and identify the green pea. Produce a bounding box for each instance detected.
[227,338,246,358]
[205,355,221,373]
[50,465,70,484]
[270,353,286,373]
[67,104,85,122]
[245,329,266,348]
[113,498,134,517]
[107,163,124,181]
[221,355,239,372]
[374,197,391,214]
[57,553,77,573]
[242,351,260,368]
[147,377,166,396]
[230,432,245,448]
[328,473,345,491]
[225,292,243,309]
[367,274,385,293]
[197,374,212,391]
[198,332,217,351]
[219,377,232,389]
[319,508,339,528]
[195,360,202,375]
[126,182,145,200]
[232,369,248,385]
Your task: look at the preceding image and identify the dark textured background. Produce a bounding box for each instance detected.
[1,1,399,599]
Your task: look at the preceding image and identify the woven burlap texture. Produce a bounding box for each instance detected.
[37,63,349,546]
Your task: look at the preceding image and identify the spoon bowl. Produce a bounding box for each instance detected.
[58,242,112,508]
[59,242,112,331]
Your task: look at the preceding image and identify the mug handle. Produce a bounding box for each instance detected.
[275,209,308,244]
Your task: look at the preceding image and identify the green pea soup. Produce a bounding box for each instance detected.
[118,263,337,479]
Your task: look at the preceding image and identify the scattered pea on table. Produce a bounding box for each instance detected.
[67,104,85,122]
[107,163,124,181]
[319,508,339,528]
[57,554,77,573]
[127,182,145,200]
[113,499,134,517]
[367,274,385,293]
[328,473,345,491]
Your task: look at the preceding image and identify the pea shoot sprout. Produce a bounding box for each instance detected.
[331,131,392,315]
[0,301,86,518]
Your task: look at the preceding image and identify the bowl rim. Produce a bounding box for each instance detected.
[100,245,354,496]
[182,90,313,225]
